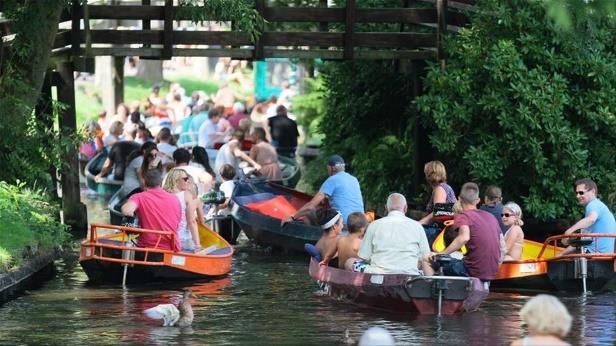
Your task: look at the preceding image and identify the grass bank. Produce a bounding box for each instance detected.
[0,182,68,273]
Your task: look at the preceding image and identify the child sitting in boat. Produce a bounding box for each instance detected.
[443,226,464,260]
[502,202,524,261]
[322,212,368,269]
[216,164,236,216]
[315,208,344,266]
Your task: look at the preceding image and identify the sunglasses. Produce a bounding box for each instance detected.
[576,190,587,196]
[181,176,190,182]
[501,213,514,218]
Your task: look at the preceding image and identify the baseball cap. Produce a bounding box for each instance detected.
[327,154,345,166]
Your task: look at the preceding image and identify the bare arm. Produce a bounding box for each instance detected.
[185,193,200,248]
[564,212,598,234]
[95,158,113,181]
[419,186,447,225]
[504,227,521,256]
[121,200,137,216]
[232,144,261,170]
[319,243,338,266]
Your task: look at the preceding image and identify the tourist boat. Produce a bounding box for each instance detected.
[84,151,122,197]
[230,180,322,252]
[307,258,489,315]
[541,233,616,293]
[79,222,233,284]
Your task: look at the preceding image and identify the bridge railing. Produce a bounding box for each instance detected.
[47,0,472,61]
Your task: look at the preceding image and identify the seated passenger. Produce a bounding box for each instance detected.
[121,168,182,251]
[353,193,430,275]
[321,212,368,268]
[502,202,525,261]
[216,164,236,216]
[315,208,344,264]
[163,169,201,252]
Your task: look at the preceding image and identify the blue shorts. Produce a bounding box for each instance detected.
[352,260,368,273]
[432,258,469,277]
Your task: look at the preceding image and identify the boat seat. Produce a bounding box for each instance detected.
[304,243,322,261]
[569,237,593,248]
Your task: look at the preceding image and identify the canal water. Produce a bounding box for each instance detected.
[0,194,614,345]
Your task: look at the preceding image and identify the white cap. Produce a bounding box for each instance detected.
[358,327,395,346]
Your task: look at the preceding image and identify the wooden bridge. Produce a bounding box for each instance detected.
[47,0,473,62]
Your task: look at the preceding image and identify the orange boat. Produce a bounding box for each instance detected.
[80,223,233,284]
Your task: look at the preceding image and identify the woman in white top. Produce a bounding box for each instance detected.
[163,168,200,252]
[214,130,261,181]
[502,201,525,261]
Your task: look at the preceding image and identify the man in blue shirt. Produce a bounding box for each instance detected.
[561,178,616,254]
[287,155,364,226]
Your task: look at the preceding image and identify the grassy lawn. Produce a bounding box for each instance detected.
[76,74,222,127]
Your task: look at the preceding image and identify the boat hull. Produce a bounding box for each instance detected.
[84,151,122,197]
[79,223,233,285]
[308,259,488,315]
[491,260,556,292]
[231,181,321,252]
[547,258,616,292]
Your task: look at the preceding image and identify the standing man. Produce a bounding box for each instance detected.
[267,105,299,157]
[422,182,503,283]
[287,155,363,227]
[353,193,430,275]
[561,178,616,254]
[121,169,182,252]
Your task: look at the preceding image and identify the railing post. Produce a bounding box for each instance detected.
[437,0,448,70]
[71,0,82,57]
[344,0,355,60]
[162,0,173,60]
[254,0,265,60]
[142,0,151,50]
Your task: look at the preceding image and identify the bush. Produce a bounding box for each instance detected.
[0,182,68,272]
[415,0,616,219]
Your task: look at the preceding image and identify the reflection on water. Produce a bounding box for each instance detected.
[0,194,613,345]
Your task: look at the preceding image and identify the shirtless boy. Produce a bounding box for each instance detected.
[336,212,368,269]
[315,208,344,265]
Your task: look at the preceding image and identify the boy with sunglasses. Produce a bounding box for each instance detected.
[560,178,616,255]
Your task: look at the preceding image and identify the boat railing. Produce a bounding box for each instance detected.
[85,223,177,266]
[537,233,616,260]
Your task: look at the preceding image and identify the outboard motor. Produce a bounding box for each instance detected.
[569,235,593,293]
[432,254,452,315]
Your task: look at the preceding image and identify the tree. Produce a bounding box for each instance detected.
[415,0,616,219]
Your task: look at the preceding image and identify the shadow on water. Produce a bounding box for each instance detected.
[0,192,614,345]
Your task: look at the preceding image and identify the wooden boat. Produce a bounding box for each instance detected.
[230,180,322,252]
[541,233,616,293]
[79,222,233,284]
[308,258,489,315]
[84,151,122,197]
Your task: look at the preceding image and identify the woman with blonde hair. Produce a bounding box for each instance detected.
[512,294,572,346]
[163,168,201,252]
[419,160,457,244]
[502,202,525,261]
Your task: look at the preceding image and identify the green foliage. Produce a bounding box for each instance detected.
[544,0,616,30]
[316,60,419,209]
[292,75,326,144]
[0,181,68,272]
[415,0,616,219]
[178,0,266,42]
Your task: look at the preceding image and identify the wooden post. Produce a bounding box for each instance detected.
[71,1,81,56]
[162,0,173,60]
[436,0,447,70]
[319,0,329,33]
[35,72,60,202]
[55,62,88,235]
[142,0,151,49]
[254,0,265,60]
[113,56,124,107]
[344,0,355,60]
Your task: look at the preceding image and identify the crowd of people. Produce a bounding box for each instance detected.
[297,157,615,287]
[80,79,302,253]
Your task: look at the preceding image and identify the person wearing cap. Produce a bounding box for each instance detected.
[287,154,364,227]
[353,193,430,275]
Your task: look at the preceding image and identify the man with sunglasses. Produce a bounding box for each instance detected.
[560,178,616,255]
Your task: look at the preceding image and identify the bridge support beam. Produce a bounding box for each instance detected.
[55,61,88,235]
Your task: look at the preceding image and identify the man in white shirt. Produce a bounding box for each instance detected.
[197,108,227,149]
[356,193,431,275]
